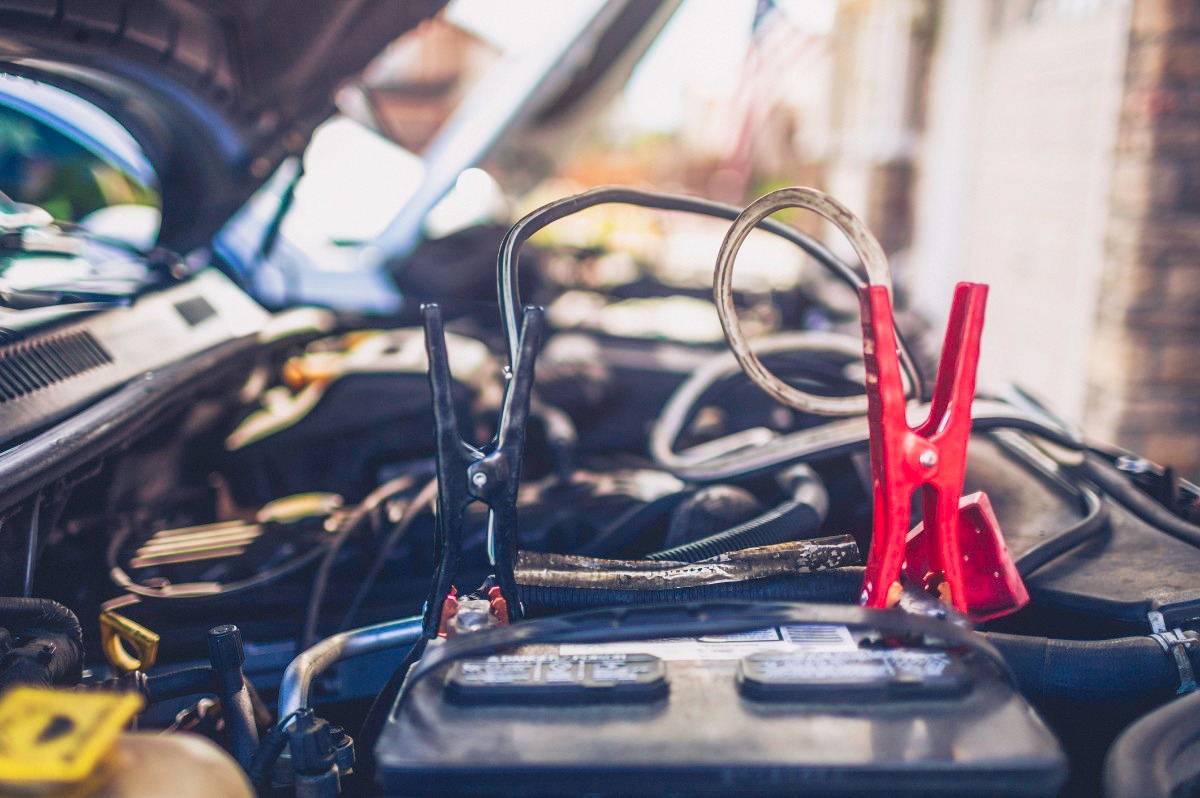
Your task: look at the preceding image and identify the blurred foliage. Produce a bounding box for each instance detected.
[0,106,158,222]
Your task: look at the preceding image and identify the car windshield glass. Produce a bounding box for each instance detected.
[0,75,160,250]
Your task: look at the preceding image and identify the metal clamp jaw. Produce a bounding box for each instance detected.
[859,282,1029,622]
[420,303,545,639]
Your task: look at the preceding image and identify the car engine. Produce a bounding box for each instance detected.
[1,183,1199,798]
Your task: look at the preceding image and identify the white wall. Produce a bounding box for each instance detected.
[910,0,1130,421]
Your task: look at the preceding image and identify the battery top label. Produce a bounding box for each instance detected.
[445,653,668,705]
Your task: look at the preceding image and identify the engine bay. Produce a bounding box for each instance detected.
[2,184,1199,798]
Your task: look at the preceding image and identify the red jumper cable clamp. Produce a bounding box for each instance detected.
[713,187,1029,622]
[858,281,1028,622]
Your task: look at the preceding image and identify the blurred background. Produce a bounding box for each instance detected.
[353,0,1199,478]
[3,0,1197,478]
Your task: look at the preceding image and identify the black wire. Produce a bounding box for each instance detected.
[246,708,305,790]
[1077,451,1200,550]
[300,527,356,651]
[335,478,438,634]
[357,634,428,783]
[495,186,927,402]
[300,474,423,650]
[985,431,1112,578]
[1014,484,1110,578]
[969,413,1087,453]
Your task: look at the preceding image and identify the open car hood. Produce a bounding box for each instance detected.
[0,0,445,252]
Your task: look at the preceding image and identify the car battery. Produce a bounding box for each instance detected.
[375,618,1066,797]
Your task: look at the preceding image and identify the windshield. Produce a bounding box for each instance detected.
[0,75,160,250]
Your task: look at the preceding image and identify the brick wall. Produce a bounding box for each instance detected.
[1085,0,1200,477]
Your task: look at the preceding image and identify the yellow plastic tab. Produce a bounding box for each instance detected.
[256,492,343,525]
[99,610,159,675]
[0,687,143,789]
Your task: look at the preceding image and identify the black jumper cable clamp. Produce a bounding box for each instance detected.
[418,303,545,640]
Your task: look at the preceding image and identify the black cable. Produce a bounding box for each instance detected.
[247,708,305,790]
[399,600,1012,704]
[300,536,353,651]
[969,414,1087,452]
[357,634,428,783]
[966,429,1111,577]
[300,474,421,650]
[1013,484,1110,578]
[495,186,926,402]
[335,478,438,634]
[1076,452,1200,550]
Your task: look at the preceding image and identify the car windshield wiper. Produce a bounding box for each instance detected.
[0,284,136,310]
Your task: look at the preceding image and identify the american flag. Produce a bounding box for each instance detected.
[723,0,827,188]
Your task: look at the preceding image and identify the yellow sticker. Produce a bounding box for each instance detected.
[0,687,143,787]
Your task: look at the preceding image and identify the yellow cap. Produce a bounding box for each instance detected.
[0,687,143,792]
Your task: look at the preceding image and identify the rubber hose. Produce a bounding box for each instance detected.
[984,631,1198,702]
[648,465,829,562]
[664,485,763,551]
[223,685,261,771]
[0,597,84,688]
[95,668,268,732]
[520,568,864,613]
[1105,688,1200,798]
[144,666,215,703]
[1078,453,1200,549]
[248,720,293,791]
